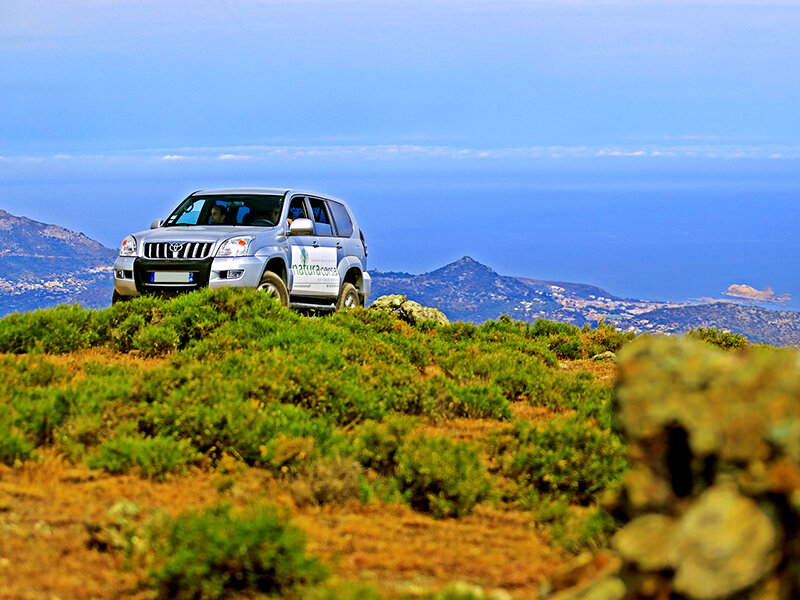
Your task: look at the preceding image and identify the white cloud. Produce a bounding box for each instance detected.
[3,143,800,167]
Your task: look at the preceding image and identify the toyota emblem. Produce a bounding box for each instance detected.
[170,242,184,253]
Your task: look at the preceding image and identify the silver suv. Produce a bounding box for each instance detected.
[113,188,370,309]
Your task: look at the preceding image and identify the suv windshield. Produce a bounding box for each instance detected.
[163,194,284,227]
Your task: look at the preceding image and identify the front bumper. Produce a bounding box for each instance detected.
[113,255,265,297]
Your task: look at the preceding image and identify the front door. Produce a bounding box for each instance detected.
[287,196,339,297]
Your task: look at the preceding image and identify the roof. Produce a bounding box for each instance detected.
[191,188,347,204]
[192,188,290,196]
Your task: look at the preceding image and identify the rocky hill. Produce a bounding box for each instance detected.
[369,257,561,322]
[371,257,800,346]
[0,209,116,314]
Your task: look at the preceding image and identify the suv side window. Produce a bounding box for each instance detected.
[287,196,309,224]
[308,197,334,236]
[328,200,354,238]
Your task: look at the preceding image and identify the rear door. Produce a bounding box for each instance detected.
[327,198,361,266]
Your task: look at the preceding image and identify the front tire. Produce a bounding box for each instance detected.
[111,290,130,305]
[257,271,289,306]
[336,282,361,311]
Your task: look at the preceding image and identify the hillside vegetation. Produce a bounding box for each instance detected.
[0,288,636,599]
[1,289,784,600]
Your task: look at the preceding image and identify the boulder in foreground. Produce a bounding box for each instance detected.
[552,337,800,599]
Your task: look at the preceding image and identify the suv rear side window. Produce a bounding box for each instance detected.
[287,196,309,224]
[308,198,334,236]
[328,200,354,237]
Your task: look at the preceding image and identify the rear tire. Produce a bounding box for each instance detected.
[336,282,361,311]
[257,271,289,306]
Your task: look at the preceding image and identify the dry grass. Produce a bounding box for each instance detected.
[297,503,563,597]
[560,359,617,383]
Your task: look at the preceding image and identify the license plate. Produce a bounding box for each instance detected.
[151,271,193,284]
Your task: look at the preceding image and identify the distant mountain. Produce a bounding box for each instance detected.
[370,257,800,347]
[370,257,561,322]
[0,209,116,314]
[618,302,800,346]
[370,256,675,327]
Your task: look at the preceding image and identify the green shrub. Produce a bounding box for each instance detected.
[529,319,583,360]
[0,354,65,387]
[550,506,618,552]
[419,377,511,420]
[686,327,748,351]
[0,304,97,354]
[144,503,327,600]
[496,416,627,505]
[581,319,636,356]
[524,367,616,426]
[519,488,618,551]
[354,416,415,475]
[139,371,344,468]
[395,435,492,518]
[10,387,73,446]
[0,289,626,509]
[133,325,180,357]
[87,433,196,481]
[0,426,34,465]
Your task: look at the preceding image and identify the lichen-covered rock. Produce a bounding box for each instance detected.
[85,501,141,553]
[616,338,800,488]
[369,294,449,326]
[591,351,617,363]
[548,337,800,600]
[545,552,625,600]
[612,514,676,572]
[370,294,407,311]
[622,464,674,511]
[548,578,626,600]
[400,300,449,326]
[669,484,779,599]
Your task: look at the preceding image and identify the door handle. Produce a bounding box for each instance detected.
[336,243,343,249]
[312,241,319,248]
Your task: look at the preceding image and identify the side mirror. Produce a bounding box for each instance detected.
[150,219,163,229]
[289,218,314,236]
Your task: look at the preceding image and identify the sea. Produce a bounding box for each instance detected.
[1,157,798,312]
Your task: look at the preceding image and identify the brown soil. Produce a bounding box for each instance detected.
[0,454,565,600]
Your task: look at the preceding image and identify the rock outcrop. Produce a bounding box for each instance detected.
[552,337,800,599]
[370,294,449,326]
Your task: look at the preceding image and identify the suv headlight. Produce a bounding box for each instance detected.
[119,235,137,256]
[216,236,255,257]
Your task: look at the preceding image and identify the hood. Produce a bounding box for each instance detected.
[132,224,281,243]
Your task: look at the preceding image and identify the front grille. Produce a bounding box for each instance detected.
[133,257,214,295]
[144,241,213,259]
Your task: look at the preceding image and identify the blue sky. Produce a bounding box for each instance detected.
[3,0,800,150]
[2,0,800,306]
